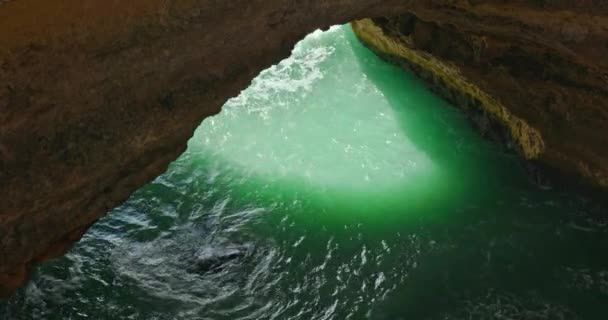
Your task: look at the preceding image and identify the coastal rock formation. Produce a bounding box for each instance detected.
[352,11,608,189]
[1,1,607,296]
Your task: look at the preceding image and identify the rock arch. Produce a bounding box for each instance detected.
[1,0,607,296]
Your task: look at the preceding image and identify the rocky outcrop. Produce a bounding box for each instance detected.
[0,1,607,296]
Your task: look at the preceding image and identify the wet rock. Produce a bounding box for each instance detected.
[190,244,251,274]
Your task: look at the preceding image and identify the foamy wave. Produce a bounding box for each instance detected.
[223,31,337,118]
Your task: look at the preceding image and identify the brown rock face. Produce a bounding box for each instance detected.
[0,1,606,296]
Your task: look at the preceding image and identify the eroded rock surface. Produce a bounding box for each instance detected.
[0,0,607,296]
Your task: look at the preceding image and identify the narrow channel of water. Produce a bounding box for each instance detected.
[2,25,607,320]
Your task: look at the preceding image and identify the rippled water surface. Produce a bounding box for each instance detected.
[3,26,608,319]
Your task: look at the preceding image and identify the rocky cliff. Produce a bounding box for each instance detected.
[1,1,607,296]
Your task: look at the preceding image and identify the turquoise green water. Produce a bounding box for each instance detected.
[2,25,608,319]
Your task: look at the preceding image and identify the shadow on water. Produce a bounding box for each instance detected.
[197,26,534,229]
[346,26,608,319]
[346,28,531,198]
